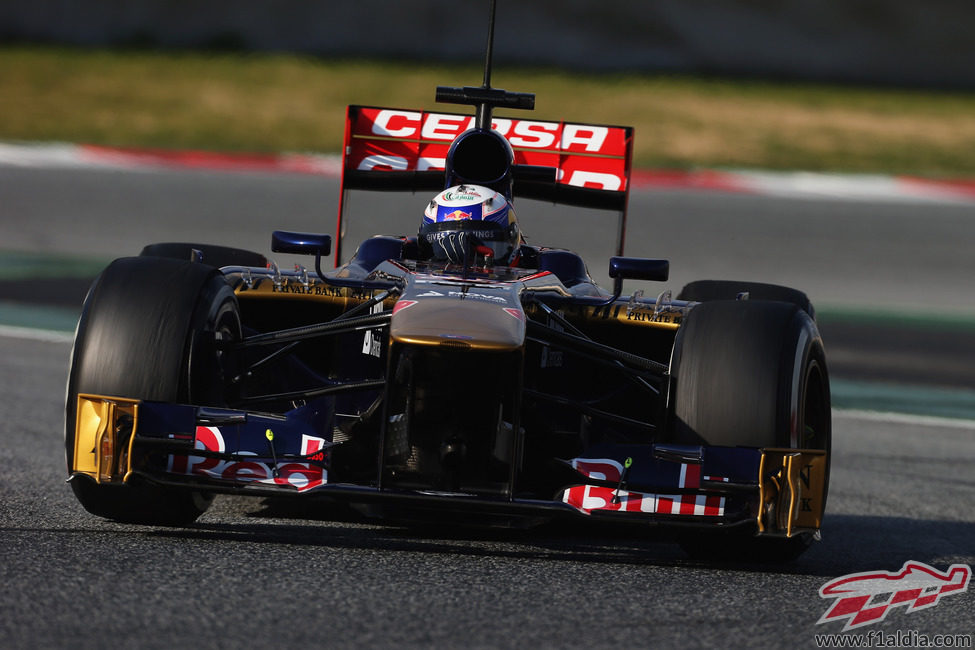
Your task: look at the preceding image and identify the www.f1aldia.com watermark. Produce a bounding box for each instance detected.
[816,561,971,631]
[814,629,973,648]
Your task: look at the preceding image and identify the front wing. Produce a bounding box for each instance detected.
[70,394,827,539]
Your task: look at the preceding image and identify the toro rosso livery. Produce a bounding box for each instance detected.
[65,10,830,561]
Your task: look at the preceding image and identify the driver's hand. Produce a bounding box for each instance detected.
[431,231,479,264]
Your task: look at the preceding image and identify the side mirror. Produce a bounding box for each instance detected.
[271,231,332,256]
[271,231,332,281]
[609,257,669,283]
[602,256,670,305]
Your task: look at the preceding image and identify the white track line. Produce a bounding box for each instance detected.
[833,408,975,430]
[0,324,74,344]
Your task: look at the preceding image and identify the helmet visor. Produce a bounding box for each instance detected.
[420,221,515,261]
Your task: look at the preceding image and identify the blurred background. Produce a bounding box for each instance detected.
[3,0,974,87]
[4,0,975,171]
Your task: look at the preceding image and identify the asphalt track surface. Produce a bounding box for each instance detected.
[1,336,973,649]
[1,165,974,648]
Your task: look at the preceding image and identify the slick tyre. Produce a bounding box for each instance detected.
[140,242,267,269]
[677,280,814,318]
[65,256,241,526]
[669,299,831,561]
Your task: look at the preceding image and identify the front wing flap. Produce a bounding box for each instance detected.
[71,394,333,494]
[559,444,826,538]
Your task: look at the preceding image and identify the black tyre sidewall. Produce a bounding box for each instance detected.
[65,256,240,525]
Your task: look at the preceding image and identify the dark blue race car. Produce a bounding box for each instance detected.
[64,3,830,562]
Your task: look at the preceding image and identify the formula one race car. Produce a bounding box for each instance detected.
[64,4,830,561]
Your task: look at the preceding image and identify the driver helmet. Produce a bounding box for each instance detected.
[419,184,521,263]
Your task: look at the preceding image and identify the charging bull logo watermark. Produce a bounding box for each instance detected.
[817,561,971,631]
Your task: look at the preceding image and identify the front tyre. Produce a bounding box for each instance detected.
[140,242,267,269]
[677,279,814,318]
[65,256,241,525]
[669,299,831,561]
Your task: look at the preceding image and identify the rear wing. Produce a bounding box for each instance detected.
[336,105,634,264]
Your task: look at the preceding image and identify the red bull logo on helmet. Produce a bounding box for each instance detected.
[442,209,473,221]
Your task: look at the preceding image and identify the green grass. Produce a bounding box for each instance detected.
[4,45,975,176]
[0,250,109,280]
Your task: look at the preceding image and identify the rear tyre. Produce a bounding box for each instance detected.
[669,299,830,561]
[65,256,241,525]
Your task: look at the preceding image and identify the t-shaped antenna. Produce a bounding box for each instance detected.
[435,0,535,130]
